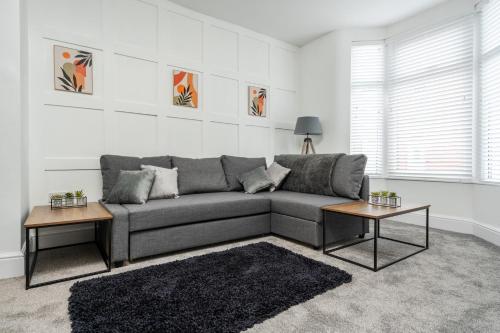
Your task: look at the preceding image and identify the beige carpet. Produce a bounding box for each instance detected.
[0,221,499,333]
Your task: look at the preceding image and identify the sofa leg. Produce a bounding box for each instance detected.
[358,233,365,239]
[114,260,125,268]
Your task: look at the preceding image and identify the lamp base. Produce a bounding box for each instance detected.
[301,137,316,155]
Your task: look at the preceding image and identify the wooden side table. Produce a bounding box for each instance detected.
[322,201,430,272]
[24,202,113,289]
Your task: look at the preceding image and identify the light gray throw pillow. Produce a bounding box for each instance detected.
[266,162,291,192]
[332,154,367,200]
[141,165,179,200]
[106,170,155,204]
[238,166,274,194]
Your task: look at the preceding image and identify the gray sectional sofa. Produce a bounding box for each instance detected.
[100,154,369,264]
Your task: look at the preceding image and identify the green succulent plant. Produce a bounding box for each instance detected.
[75,190,85,198]
[389,192,397,197]
[50,193,63,200]
[65,192,74,198]
[380,190,389,197]
[371,191,381,196]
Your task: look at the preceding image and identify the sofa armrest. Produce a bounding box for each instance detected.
[100,200,129,263]
[359,175,369,201]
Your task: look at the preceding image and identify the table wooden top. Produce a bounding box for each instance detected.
[24,202,113,228]
[322,201,430,219]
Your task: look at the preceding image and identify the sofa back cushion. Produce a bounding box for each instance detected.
[274,154,344,196]
[221,155,267,191]
[332,154,367,200]
[100,155,173,200]
[172,157,228,194]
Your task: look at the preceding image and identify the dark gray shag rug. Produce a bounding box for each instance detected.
[68,242,351,333]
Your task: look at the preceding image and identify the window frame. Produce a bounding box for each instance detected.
[349,11,500,185]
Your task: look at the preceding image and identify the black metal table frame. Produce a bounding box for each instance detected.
[25,220,112,289]
[323,207,429,272]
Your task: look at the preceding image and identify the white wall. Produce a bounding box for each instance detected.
[299,0,500,245]
[0,0,306,279]
[0,0,27,279]
[27,0,302,209]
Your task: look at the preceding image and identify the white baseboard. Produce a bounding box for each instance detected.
[387,211,475,234]
[0,251,24,279]
[388,212,500,246]
[34,225,94,249]
[473,221,500,247]
[0,226,94,280]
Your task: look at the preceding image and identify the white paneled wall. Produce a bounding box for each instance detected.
[27,0,300,205]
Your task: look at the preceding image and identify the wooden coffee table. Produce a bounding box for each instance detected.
[322,201,430,272]
[24,202,113,289]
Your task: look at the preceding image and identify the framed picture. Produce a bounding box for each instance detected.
[54,45,93,94]
[248,86,267,117]
[173,70,199,108]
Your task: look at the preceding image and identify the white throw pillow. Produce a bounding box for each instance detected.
[140,165,179,200]
[266,162,291,192]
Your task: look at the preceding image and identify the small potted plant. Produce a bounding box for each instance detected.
[380,190,389,205]
[370,191,381,204]
[389,192,398,207]
[50,193,63,208]
[64,192,74,207]
[75,189,85,206]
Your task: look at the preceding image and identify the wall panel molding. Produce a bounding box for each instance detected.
[28,0,300,207]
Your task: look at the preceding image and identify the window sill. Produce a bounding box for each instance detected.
[366,175,500,187]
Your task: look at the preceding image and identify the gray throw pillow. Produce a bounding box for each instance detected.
[100,155,172,200]
[238,166,274,194]
[221,155,267,191]
[332,154,367,200]
[274,154,345,196]
[106,170,155,204]
[100,155,141,200]
[266,162,291,192]
[141,165,179,200]
[172,157,228,194]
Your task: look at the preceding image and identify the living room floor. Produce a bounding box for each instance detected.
[1,221,499,333]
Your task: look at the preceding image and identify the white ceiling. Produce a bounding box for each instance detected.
[169,0,448,46]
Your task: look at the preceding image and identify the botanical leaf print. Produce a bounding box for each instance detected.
[248,86,267,117]
[54,46,93,94]
[173,70,198,108]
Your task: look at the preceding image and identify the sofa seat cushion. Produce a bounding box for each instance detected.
[124,192,270,232]
[258,191,353,223]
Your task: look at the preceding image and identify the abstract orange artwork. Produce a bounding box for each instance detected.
[54,45,93,94]
[173,70,198,108]
[248,86,267,117]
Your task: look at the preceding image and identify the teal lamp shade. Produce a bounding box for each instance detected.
[294,116,322,136]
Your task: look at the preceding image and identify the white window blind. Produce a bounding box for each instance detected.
[386,17,474,180]
[350,43,385,175]
[480,0,500,182]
